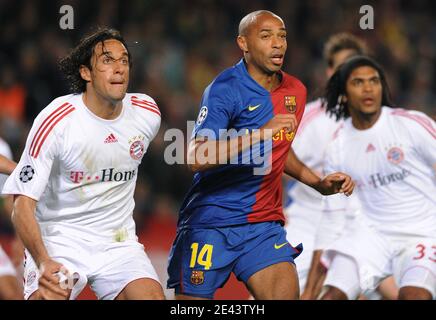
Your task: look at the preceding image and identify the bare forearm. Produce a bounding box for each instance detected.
[0,157,17,220]
[0,155,17,175]
[189,113,299,173]
[2,195,13,219]
[284,148,322,190]
[188,134,255,172]
[12,196,49,267]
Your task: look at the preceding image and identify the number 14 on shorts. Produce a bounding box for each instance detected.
[190,243,214,270]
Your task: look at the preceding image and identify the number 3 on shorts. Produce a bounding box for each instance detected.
[190,242,214,270]
[413,244,436,262]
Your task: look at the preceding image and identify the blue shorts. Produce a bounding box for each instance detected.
[167,221,302,299]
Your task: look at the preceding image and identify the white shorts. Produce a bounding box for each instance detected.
[321,216,436,299]
[23,234,161,300]
[284,202,322,291]
[0,245,16,277]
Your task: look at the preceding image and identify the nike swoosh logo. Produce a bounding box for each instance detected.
[248,104,261,111]
[274,242,288,249]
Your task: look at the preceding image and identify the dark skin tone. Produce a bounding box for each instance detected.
[342,66,383,130]
[179,12,354,301]
[320,66,432,300]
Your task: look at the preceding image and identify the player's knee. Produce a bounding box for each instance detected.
[321,286,348,300]
[247,262,299,300]
[28,290,42,300]
[150,285,166,300]
[176,293,210,300]
[0,277,23,300]
[146,281,166,300]
[148,291,165,300]
[260,283,299,300]
[398,287,432,300]
[0,290,23,300]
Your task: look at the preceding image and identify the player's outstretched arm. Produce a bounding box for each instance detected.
[12,195,70,299]
[0,154,17,175]
[188,114,297,172]
[284,148,355,196]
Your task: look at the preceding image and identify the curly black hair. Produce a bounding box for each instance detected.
[59,27,132,94]
[324,55,392,121]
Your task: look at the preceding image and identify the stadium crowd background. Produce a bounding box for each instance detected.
[0,0,435,299]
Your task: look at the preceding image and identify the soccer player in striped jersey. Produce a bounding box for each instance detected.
[2,28,164,300]
[318,56,436,300]
[167,10,355,300]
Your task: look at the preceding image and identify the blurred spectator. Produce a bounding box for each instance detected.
[0,65,26,150]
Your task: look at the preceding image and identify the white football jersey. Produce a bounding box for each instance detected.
[288,98,343,209]
[322,106,436,240]
[0,137,13,191]
[3,93,161,240]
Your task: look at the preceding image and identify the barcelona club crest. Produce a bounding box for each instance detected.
[190,270,204,285]
[285,95,297,113]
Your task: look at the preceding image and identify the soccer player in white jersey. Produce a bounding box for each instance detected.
[317,56,436,300]
[0,138,22,299]
[2,28,165,300]
[284,33,369,296]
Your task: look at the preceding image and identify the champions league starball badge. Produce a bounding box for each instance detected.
[19,165,35,183]
[196,106,208,125]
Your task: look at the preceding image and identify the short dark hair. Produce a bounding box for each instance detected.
[324,55,392,120]
[59,28,131,93]
[323,33,369,68]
